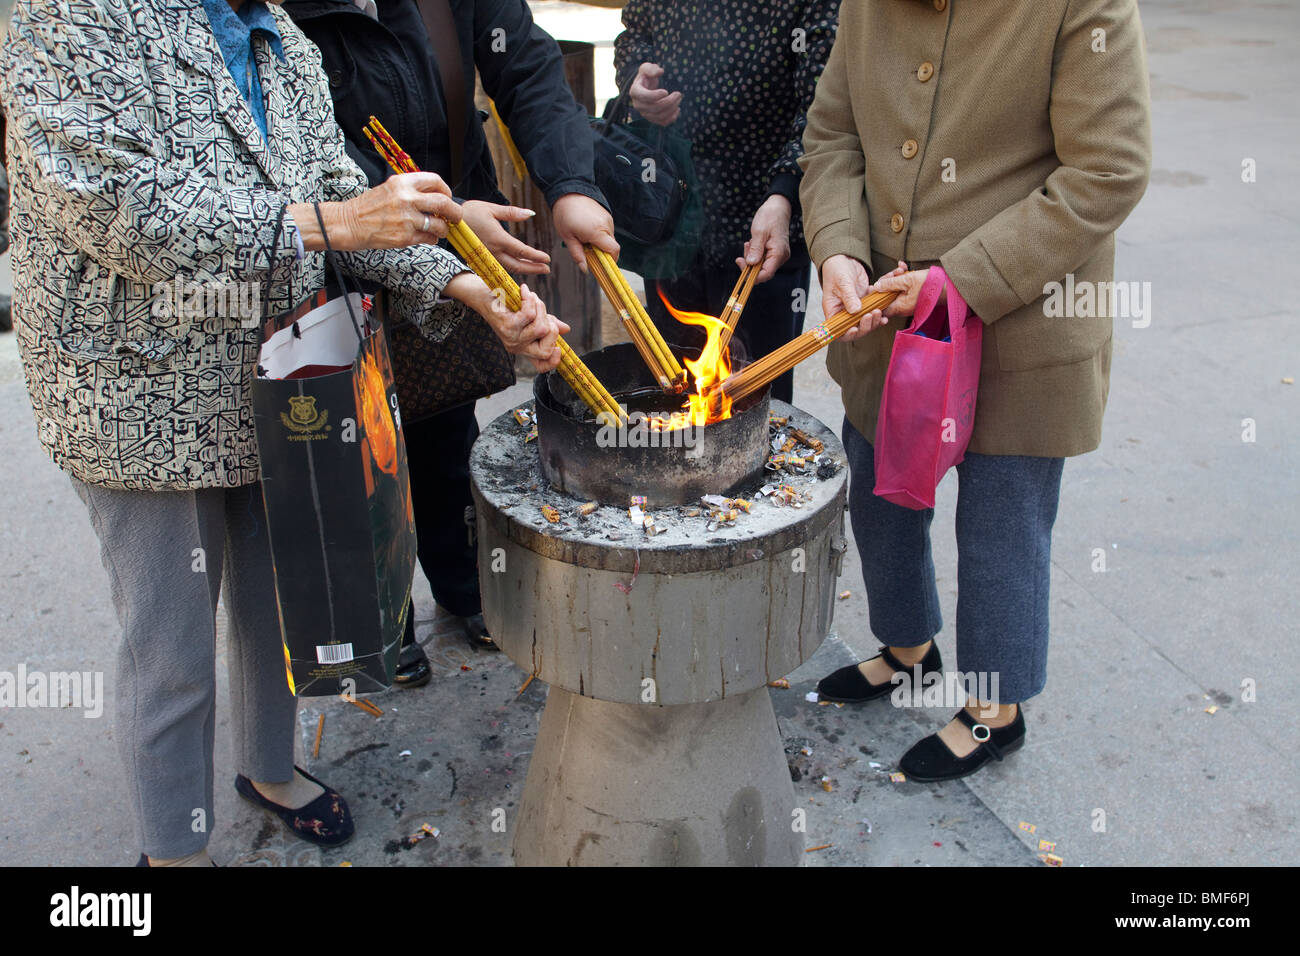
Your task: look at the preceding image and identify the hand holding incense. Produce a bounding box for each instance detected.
[364,117,626,425]
[707,289,899,410]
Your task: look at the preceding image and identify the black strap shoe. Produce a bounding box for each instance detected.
[816,642,943,703]
[234,766,355,847]
[899,706,1026,782]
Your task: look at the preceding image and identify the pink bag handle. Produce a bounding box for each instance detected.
[908,266,973,337]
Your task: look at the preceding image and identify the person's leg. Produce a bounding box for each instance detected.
[71,478,225,864]
[930,451,1064,757]
[730,260,810,405]
[818,420,945,699]
[404,402,482,617]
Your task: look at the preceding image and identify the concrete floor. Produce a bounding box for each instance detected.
[0,0,1296,866]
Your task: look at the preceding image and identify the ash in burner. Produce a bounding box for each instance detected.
[577,386,689,424]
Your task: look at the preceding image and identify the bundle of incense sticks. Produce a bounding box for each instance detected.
[716,263,760,357]
[708,289,899,409]
[363,117,625,424]
[585,245,686,393]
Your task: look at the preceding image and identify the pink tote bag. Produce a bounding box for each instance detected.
[873,266,982,510]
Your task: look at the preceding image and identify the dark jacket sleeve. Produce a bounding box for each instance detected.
[612,0,657,93]
[472,0,606,209]
[767,0,840,210]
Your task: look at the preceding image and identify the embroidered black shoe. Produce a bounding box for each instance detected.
[235,766,354,847]
[816,642,943,703]
[899,706,1026,782]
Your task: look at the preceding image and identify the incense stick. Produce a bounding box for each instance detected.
[717,263,759,358]
[364,117,626,424]
[585,246,685,393]
[710,290,899,408]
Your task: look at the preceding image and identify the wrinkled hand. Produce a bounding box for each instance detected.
[460,200,551,275]
[823,258,907,342]
[736,195,792,283]
[320,172,460,251]
[871,267,942,319]
[552,193,619,270]
[629,62,682,126]
[446,275,569,373]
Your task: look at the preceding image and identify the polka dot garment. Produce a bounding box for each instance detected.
[615,0,841,268]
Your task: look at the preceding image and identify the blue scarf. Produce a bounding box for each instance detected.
[199,0,286,139]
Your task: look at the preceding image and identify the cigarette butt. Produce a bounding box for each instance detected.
[578,501,599,516]
[312,714,324,758]
[838,590,851,600]
[805,843,833,853]
[1282,377,1294,385]
[1204,705,1218,714]
[821,779,833,792]
[767,678,791,689]
[1040,853,1064,867]
[889,772,906,783]
[1038,839,1056,852]
[541,505,561,523]
[1018,821,1037,834]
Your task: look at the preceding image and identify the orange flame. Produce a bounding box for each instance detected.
[656,289,733,428]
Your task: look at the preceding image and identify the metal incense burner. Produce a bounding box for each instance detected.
[470,343,848,866]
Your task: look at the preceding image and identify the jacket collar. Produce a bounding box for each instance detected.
[153,0,290,187]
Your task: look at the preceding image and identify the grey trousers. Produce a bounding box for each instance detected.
[71,478,297,858]
[843,418,1065,703]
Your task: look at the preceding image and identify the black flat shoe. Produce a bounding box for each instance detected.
[460,612,498,652]
[817,642,943,703]
[393,640,432,688]
[899,706,1026,782]
[234,766,354,847]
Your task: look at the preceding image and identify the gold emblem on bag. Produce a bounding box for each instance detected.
[282,396,329,434]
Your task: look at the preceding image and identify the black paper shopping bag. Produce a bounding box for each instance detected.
[252,284,416,698]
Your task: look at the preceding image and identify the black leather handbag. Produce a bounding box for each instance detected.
[385,0,515,423]
[590,83,689,247]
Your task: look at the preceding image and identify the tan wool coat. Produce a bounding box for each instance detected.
[799,0,1153,458]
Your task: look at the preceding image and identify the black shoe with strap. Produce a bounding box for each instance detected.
[816,642,943,703]
[899,706,1026,782]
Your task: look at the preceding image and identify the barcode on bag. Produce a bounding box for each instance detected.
[316,643,354,665]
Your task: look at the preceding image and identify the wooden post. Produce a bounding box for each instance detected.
[477,40,604,364]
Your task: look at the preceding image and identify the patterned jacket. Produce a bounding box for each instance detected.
[0,0,468,490]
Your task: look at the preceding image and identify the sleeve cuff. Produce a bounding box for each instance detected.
[544,181,611,213]
[939,236,1024,325]
[767,172,801,210]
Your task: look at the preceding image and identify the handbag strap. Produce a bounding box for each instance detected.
[416,0,467,189]
[910,266,971,336]
[311,202,366,343]
[604,67,669,152]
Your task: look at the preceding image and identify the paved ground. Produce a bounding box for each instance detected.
[0,0,1296,866]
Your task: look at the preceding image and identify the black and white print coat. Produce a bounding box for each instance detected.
[0,0,468,491]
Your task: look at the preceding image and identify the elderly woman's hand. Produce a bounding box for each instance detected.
[445,275,570,373]
[871,267,943,319]
[823,255,896,342]
[290,172,462,251]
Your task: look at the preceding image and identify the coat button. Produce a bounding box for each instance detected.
[918,61,934,82]
[934,0,947,10]
[890,213,905,233]
[902,139,919,159]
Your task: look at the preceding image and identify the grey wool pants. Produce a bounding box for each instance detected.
[71,478,297,858]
